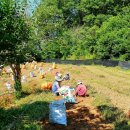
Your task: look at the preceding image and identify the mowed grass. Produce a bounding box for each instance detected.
[0,62,130,129]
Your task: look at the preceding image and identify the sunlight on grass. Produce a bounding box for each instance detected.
[0,62,130,129]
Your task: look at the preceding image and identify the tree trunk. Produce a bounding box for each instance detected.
[10,64,22,97]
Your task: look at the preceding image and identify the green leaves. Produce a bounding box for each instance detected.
[95,15,130,60]
[32,0,130,60]
[0,0,32,64]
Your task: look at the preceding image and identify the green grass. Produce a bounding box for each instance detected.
[0,92,53,130]
[98,105,130,130]
[89,86,130,130]
[1,63,130,129]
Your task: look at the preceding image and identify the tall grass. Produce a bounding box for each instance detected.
[0,63,130,129]
[0,92,53,130]
[89,86,130,130]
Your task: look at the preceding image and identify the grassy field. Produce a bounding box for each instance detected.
[0,62,130,129]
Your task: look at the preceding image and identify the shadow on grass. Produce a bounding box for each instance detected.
[21,90,51,98]
[0,101,49,130]
[42,104,112,130]
[21,91,31,98]
[1,101,129,130]
[97,105,130,130]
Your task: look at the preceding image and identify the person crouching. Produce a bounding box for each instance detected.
[52,72,63,96]
[74,81,87,97]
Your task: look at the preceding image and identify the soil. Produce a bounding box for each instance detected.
[40,96,113,130]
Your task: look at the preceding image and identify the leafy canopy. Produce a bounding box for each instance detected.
[0,0,32,64]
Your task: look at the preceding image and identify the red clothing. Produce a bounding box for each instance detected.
[75,84,87,96]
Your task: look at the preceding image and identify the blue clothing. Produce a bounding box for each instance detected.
[52,81,60,94]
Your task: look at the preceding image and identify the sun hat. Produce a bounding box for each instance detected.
[55,73,63,82]
[77,80,83,85]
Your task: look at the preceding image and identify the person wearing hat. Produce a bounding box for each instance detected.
[52,72,64,95]
[74,81,87,97]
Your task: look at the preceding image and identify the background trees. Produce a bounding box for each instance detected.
[95,15,130,60]
[33,0,130,61]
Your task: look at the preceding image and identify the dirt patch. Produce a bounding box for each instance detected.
[41,97,113,130]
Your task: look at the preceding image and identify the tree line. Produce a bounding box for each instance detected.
[33,0,130,61]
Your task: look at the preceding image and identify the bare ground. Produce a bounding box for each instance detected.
[41,96,113,130]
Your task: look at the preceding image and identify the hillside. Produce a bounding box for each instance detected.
[0,62,130,129]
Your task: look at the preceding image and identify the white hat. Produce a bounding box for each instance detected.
[77,80,83,85]
[55,73,63,82]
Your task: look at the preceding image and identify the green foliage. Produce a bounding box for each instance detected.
[32,0,130,60]
[95,15,130,60]
[0,0,34,95]
[41,41,63,59]
[0,0,32,64]
[34,0,64,41]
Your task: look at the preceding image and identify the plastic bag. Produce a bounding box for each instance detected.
[63,90,76,103]
[58,86,69,95]
[49,99,67,126]
[59,86,76,103]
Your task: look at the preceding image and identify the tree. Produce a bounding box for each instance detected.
[34,0,64,41]
[95,15,130,60]
[33,0,130,60]
[0,0,32,97]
